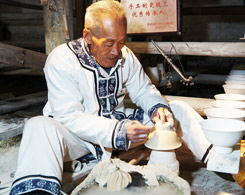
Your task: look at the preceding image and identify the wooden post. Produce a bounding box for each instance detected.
[41,0,73,54]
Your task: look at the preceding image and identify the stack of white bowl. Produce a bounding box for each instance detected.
[212,67,245,112]
[223,69,245,95]
[200,68,245,154]
[205,93,245,124]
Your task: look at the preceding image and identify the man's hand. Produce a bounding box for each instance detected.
[126,120,154,143]
[152,107,174,127]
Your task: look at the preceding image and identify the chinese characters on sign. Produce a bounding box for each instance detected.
[121,0,178,34]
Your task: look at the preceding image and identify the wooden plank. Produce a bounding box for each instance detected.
[1,41,45,49]
[164,95,214,116]
[0,91,47,115]
[0,0,42,10]
[233,140,245,187]
[0,13,43,26]
[126,42,245,57]
[124,95,214,116]
[0,42,47,69]
[0,117,26,141]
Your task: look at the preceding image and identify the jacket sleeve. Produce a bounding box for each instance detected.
[123,47,170,118]
[43,45,119,148]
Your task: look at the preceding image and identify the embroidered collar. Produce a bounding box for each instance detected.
[71,38,122,76]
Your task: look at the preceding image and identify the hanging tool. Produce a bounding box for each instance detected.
[151,40,194,86]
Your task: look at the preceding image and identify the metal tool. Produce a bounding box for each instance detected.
[151,40,194,86]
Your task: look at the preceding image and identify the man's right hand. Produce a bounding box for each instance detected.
[126,120,154,143]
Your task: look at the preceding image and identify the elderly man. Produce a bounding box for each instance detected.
[10,0,211,194]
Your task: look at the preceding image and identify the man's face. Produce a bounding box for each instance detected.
[87,18,127,68]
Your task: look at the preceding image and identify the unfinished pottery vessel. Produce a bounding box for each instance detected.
[145,122,182,150]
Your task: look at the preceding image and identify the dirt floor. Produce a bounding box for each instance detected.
[176,145,244,195]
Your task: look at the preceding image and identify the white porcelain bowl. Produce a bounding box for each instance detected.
[145,122,182,150]
[223,84,245,95]
[215,93,245,101]
[204,108,245,121]
[200,119,245,154]
[210,100,245,110]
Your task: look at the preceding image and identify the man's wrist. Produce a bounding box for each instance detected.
[148,103,171,124]
[112,119,131,150]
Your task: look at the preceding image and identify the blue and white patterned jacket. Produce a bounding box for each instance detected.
[43,38,168,152]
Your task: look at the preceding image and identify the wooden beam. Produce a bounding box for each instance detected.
[1,41,45,49]
[0,13,43,26]
[1,41,244,70]
[126,42,245,57]
[0,42,47,69]
[0,0,42,10]
[0,91,47,115]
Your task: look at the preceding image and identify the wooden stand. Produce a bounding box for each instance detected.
[233,140,245,188]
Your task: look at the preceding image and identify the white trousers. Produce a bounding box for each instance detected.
[10,100,211,194]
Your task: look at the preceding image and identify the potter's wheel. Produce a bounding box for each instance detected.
[79,181,180,195]
[71,159,190,195]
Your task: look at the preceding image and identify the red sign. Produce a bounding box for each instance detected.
[121,0,179,34]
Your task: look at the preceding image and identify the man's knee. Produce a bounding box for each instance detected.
[23,116,58,136]
[169,100,187,109]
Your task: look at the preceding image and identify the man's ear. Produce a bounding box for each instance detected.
[83,28,92,44]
